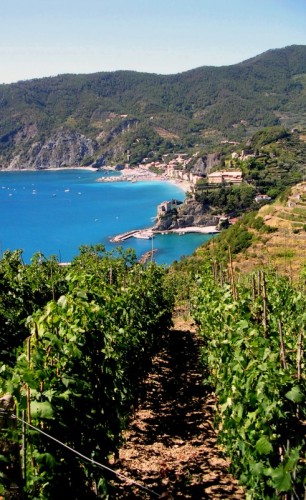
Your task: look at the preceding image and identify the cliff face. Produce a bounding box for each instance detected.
[191,153,221,176]
[5,129,99,170]
[154,199,219,230]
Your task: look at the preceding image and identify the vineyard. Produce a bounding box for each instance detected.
[0,246,173,498]
[194,263,306,498]
[0,245,305,498]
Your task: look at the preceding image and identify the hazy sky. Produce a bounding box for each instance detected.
[1,0,306,83]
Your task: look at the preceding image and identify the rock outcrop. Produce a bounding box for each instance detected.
[6,129,99,170]
[154,199,219,230]
[191,153,221,176]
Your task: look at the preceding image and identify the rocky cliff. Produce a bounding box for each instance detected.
[5,129,100,170]
[154,199,219,230]
[191,153,221,176]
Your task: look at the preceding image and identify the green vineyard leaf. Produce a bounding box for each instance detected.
[285,385,304,403]
[270,464,292,492]
[30,401,54,419]
[255,436,273,455]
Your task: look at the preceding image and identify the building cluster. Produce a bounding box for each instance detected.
[206,170,243,184]
[139,152,245,188]
[135,148,272,207]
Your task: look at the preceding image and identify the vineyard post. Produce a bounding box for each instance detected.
[257,270,261,297]
[278,320,287,369]
[21,409,26,484]
[212,260,217,284]
[26,336,35,473]
[284,229,287,275]
[252,273,256,302]
[26,338,31,427]
[296,329,303,419]
[228,246,237,301]
[261,271,267,337]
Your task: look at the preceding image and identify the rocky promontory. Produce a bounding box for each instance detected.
[153,199,219,231]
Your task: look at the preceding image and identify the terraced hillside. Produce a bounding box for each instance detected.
[233,183,306,280]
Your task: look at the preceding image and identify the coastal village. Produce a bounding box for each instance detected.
[98,148,271,244]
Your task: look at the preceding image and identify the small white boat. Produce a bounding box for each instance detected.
[134,230,153,240]
[135,234,151,240]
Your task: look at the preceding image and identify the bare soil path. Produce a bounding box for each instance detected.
[110,318,245,499]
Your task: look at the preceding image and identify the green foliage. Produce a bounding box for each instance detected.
[193,267,306,498]
[0,250,68,366]
[0,247,173,498]
[210,215,254,258]
[243,131,306,197]
[195,184,256,215]
[250,126,289,148]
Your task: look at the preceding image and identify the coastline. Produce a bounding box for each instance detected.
[110,225,219,243]
[0,165,191,193]
[1,165,217,263]
[98,166,191,193]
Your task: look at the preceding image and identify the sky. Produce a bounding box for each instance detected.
[0,0,306,84]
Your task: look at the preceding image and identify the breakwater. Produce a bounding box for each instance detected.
[110,229,154,243]
[109,225,219,243]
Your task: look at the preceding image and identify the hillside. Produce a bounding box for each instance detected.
[0,45,306,169]
[179,181,306,284]
[232,182,306,280]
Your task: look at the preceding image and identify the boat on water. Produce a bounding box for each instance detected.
[134,234,152,240]
[133,230,153,240]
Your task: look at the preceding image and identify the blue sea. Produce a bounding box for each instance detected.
[0,169,213,265]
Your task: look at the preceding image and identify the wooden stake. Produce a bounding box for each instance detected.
[252,273,256,302]
[257,270,261,297]
[262,271,268,338]
[297,329,303,382]
[27,337,31,426]
[296,329,303,420]
[228,246,237,301]
[278,320,287,370]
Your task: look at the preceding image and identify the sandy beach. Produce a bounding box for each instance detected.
[0,165,191,192]
[98,166,192,193]
[1,164,191,193]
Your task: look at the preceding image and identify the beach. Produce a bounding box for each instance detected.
[97,166,192,193]
[1,165,192,193]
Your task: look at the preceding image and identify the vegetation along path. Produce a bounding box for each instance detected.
[110,316,245,498]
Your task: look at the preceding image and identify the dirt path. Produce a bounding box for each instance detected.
[110,318,245,498]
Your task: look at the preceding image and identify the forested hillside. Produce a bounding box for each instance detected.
[0,45,305,168]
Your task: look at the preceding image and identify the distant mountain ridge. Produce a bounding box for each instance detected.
[0,45,305,169]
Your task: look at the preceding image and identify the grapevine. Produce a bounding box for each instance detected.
[193,264,305,498]
[0,247,173,498]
